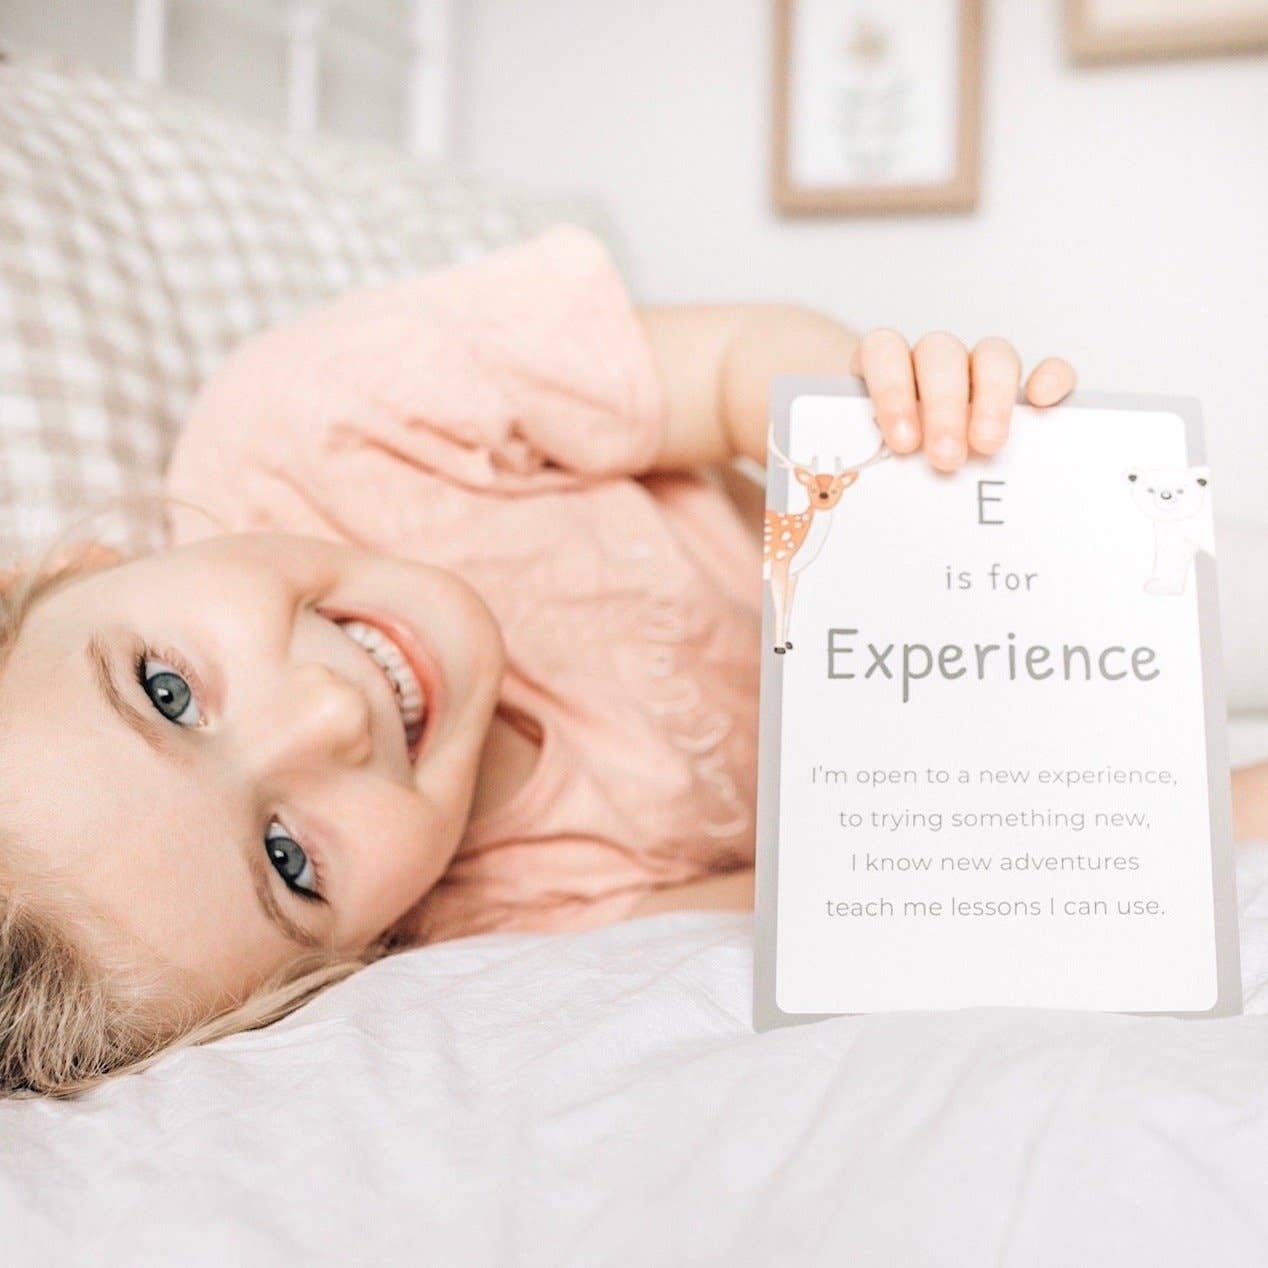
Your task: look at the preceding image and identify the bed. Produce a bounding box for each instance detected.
[4,20,1268,1267]
[3,849,1268,1265]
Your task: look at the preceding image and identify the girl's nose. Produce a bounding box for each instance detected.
[254,661,375,774]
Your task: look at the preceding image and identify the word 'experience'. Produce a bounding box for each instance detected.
[826,628,1160,704]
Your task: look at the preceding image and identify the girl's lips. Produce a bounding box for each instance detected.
[317,604,446,764]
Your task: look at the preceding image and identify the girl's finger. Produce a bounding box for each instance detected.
[855,328,920,454]
[913,331,971,471]
[968,337,1022,455]
[1024,356,1077,407]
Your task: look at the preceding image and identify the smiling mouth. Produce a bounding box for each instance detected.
[328,615,429,759]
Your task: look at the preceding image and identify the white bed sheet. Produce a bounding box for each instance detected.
[5,846,1268,1267]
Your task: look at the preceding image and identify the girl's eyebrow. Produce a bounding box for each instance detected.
[85,634,320,949]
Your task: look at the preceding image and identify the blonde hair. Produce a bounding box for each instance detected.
[0,536,382,1098]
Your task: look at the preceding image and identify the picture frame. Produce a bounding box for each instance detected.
[771,0,983,216]
[1068,0,1268,65]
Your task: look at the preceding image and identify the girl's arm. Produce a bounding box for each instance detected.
[629,868,756,917]
[1233,764,1268,841]
[633,768,1268,918]
[634,777,1268,919]
[640,305,1076,475]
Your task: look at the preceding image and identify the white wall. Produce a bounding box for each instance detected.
[458,0,1268,522]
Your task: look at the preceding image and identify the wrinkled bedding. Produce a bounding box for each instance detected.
[5,844,1268,1267]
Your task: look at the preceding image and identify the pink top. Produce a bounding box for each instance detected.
[165,226,761,941]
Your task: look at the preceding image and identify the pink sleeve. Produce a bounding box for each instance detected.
[165,225,666,531]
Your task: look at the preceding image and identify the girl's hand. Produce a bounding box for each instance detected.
[849,330,1077,473]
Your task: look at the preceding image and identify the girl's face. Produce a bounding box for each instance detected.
[0,534,505,1008]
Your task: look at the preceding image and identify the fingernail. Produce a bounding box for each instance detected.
[891,418,918,451]
[974,420,1007,450]
[933,437,964,468]
[1031,373,1058,400]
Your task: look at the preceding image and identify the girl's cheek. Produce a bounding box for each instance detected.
[341,791,454,936]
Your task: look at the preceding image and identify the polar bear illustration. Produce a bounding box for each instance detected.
[1126,466,1212,595]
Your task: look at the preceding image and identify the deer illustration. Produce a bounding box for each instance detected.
[764,436,887,654]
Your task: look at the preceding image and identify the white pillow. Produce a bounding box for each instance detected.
[0,47,613,563]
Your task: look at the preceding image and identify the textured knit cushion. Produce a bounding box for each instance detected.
[0,47,611,562]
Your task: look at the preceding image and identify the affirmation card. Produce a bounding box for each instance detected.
[754,379,1241,1025]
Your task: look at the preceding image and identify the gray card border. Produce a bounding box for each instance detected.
[753,378,1243,1030]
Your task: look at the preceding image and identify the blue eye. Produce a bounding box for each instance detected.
[138,655,203,727]
[266,823,319,899]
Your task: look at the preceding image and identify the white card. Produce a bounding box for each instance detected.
[754,380,1241,1025]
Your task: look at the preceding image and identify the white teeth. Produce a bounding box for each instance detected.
[335,619,427,734]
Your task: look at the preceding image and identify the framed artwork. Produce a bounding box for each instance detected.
[1068,0,1268,63]
[771,0,983,216]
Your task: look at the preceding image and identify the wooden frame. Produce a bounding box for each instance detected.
[128,0,453,160]
[772,0,982,216]
[1068,0,1268,64]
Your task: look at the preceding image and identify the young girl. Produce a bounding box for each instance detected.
[1,227,1256,1096]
